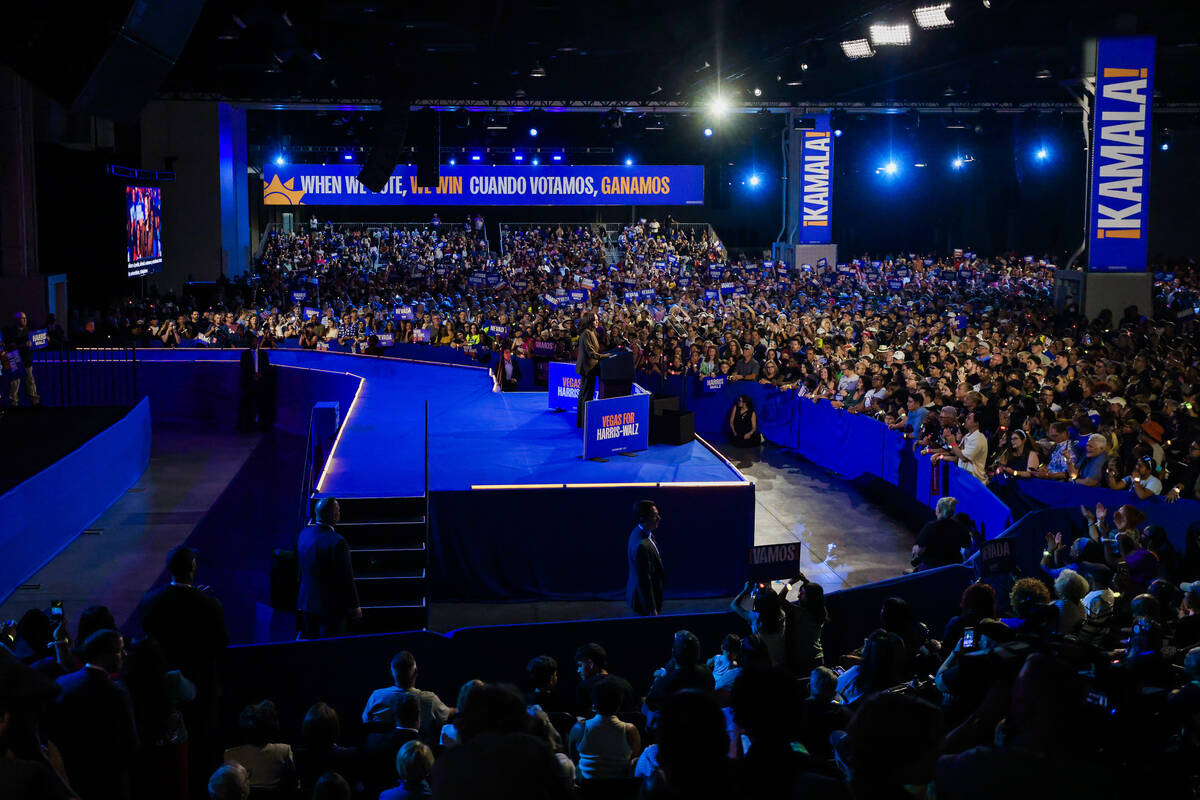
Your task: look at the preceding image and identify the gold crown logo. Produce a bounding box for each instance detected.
[263,174,306,206]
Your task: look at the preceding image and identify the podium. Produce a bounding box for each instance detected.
[598,348,634,398]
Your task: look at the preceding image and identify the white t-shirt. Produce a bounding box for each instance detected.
[957,429,988,482]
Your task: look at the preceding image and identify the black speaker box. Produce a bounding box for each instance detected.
[658,409,695,445]
[359,99,410,193]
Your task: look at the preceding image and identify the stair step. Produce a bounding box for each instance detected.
[340,521,427,548]
[355,572,427,604]
[316,495,426,523]
[351,546,427,575]
[359,600,428,633]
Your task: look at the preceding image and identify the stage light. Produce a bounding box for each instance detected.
[274,154,286,166]
[748,173,762,187]
[1035,147,1048,161]
[529,127,538,137]
[552,153,563,161]
[753,87,762,97]
[1161,141,1170,151]
[532,157,540,165]
[704,127,713,137]
[471,154,482,162]
[800,63,809,71]
[1159,129,1173,151]
[625,157,633,166]
[913,3,953,30]
[840,39,875,59]
[449,158,456,165]
[952,157,964,169]
[834,129,843,137]
[343,152,353,160]
[882,160,898,175]
[914,162,927,168]
[514,154,524,161]
[709,95,729,116]
[870,24,912,46]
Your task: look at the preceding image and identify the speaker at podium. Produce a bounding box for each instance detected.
[598,348,634,398]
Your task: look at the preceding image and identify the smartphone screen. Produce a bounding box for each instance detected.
[961,628,975,650]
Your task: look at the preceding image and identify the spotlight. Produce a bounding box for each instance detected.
[1160,129,1173,151]
[449,158,456,165]
[952,157,964,169]
[883,160,898,175]
[274,154,286,166]
[753,87,762,97]
[530,62,546,78]
[840,39,875,59]
[704,127,714,137]
[529,127,538,137]
[532,157,540,165]
[625,157,633,166]
[1035,147,1048,161]
[343,152,353,161]
[748,173,762,187]
[869,24,912,46]
[800,63,809,71]
[514,154,524,161]
[471,154,482,162]
[834,129,843,137]
[710,95,729,116]
[552,153,563,161]
[913,3,953,30]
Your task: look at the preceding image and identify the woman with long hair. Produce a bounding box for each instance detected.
[727,394,762,447]
[991,428,1041,479]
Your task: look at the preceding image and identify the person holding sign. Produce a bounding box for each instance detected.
[575,312,602,428]
[3,311,40,407]
[626,500,665,616]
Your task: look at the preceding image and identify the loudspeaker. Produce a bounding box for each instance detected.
[658,409,695,446]
[651,394,680,416]
[414,107,441,189]
[359,98,410,193]
[417,157,440,189]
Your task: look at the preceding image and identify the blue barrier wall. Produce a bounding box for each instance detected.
[0,398,152,602]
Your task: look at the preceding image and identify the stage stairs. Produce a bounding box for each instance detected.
[336,495,430,633]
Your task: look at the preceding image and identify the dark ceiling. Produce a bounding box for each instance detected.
[4,1,1199,110]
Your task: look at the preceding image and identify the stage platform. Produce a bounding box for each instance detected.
[131,349,754,602]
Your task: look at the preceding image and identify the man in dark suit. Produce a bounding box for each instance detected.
[298,497,361,638]
[575,311,602,428]
[626,500,665,616]
[134,545,228,790]
[491,346,522,392]
[362,691,422,795]
[239,335,274,431]
[47,630,139,800]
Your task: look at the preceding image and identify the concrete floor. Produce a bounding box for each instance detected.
[0,423,262,630]
[426,441,916,632]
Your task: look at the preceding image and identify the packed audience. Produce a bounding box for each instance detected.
[6,549,1200,798]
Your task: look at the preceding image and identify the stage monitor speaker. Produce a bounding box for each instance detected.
[359,98,410,193]
[657,409,695,446]
[652,395,680,416]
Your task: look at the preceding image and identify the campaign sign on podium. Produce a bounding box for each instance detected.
[583,392,650,459]
[548,361,583,412]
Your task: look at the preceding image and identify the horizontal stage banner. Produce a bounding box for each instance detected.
[263,164,705,207]
[583,391,650,460]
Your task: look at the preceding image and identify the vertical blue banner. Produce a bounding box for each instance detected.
[583,393,651,459]
[1088,36,1155,273]
[800,113,833,244]
[548,361,582,412]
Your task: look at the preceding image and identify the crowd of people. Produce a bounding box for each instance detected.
[6,550,1200,798]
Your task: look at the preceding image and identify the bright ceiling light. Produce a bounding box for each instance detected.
[870,24,912,46]
[753,87,762,97]
[913,3,953,30]
[748,174,761,187]
[840,39,875,60]
[710,95,730,116]
[883,160,898,175]
[703,127,713,137]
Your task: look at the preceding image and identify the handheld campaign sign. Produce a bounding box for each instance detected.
[376,333,395,347]
[977,538,1017,576]
[291,290,309,303]
[412,328,433,343]
[747,543,802,583]
[30,330,49,349]
[569,289,589,304]
[531,340,557,357]
[548,361,583,411]
[397,305,416,321]
[583,391,650,459]
[486,324,510,339]
[303,307,319,320]
[700,375,727,393]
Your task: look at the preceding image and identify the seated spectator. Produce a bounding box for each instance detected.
[912,497,971,570]
[364,691,422,795]
[208,763,250,800]
[1052,569,1089,634]
[726,394,762,447]
[837,628,908,708]
[1002,578,1054,634]
[1108,454,1164,498]
[378,740,434,800]
[834,691,943,798]
[799,667,851,764]
[312,772,352,800]
[706,634,742,695]
[524,655,563,712]
[1069,433,1109,486]
[568,677,641,780]
[362,651,452,742]
[431,683,570,800]
[293,702,357,795]
[527,708,575,789]
[645,630,715,713]
[642,689,736,799]
[439,679,483,750]
[990,428,1040,478]
[943,582,998,649]
[222,700,297,794]
[573,643,636,717]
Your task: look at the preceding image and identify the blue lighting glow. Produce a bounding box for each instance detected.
[1160,141,1169,151]
[625,157,633,166]
[552,154,563,161]
[449,158,456,165]
[883,160,898,175]
[471,154,481,162]
[274,154,286,166]
[343,152,353,161]
[1035,147,1049,161]
[834,129,843,137]
[514,154,524,161]
[703,127,713,137]
[748,173,762,187]
[952,157,964,169]
[529,128,538,137]
[532,157,540,165]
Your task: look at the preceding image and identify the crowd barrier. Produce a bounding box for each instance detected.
[0,399,152,602]
[222,564,972,741]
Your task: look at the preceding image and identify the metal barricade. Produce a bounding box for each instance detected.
[29,348,138,407]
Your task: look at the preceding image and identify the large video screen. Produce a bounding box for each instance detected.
[126,185,163,278]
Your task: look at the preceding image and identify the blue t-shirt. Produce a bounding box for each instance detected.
[906,406,929,434]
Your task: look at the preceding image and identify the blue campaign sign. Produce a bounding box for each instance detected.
[548,361,584,411]
[640,289,657,301]
[957,269,973,280]
[303,307,318,320]
[886,279,903,291]
[511,279,528,291]
[397,305,416,321]
[412,328,433,343]
[531,340,556,357]
[569,289,589,304]
[799,114,834,244]
[583,392,650,459]
[704,289,719,302]
[677,277,692,288]
[701,375,727,393]
[1088,36,1155,272]
[291,290,309,303]
[262,164,705,206]
[578,277,596,290]
[377,333,395,347]
[467,275,485,287]
[30,329,49,349]
[707,265,725,279]
[486,273,502,287]
[487,324,510,338]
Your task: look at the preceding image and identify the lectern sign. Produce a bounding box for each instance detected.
[583,392,650,459]
[1088,36,1155,272]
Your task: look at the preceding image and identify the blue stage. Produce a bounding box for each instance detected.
[130,349,755,602]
